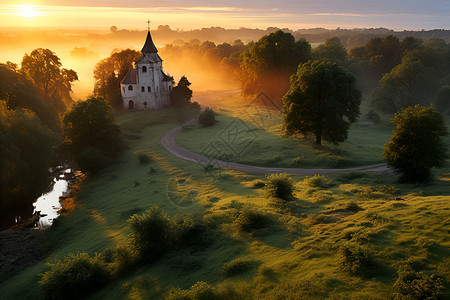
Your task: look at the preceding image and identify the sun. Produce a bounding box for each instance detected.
[19,5,39,18]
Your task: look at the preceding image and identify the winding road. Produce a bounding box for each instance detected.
[159,118,394,176]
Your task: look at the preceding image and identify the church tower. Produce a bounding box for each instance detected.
[120,24,173,110]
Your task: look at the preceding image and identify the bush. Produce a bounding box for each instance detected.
[303,175,332,188]
[77,146,111,174]
[128,207,173,263]
[222,258,255,278]
[345,201,361,212]
[138,153,152,164]
[171,214,212,249]
[167,281,216,300]
[198,107,216,127]
[338,241,378,275]
[265,173,294,200]
[393,265,443,299]
[39,253,110,300]
[235,208,270,234]
[251,179,265,189]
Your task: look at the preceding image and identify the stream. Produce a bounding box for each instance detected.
[0,165,75,230]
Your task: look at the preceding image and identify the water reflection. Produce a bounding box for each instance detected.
[32,167,72,227]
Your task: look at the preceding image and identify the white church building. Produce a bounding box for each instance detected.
[120,30,173,110]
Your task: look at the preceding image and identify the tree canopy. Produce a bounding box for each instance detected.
[313,37,347,62]
[21,48,78,112]
[0,102,55,219]
[383,105,448,182]
[93,49,140,108]
[61,97,122,173]
[282,60,361,145]
[239,30,311,102]
[170,76,197,108]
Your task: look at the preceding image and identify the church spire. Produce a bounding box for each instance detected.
[141,20,158,53]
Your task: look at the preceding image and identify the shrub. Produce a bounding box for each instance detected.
[77,146,111,174]
[265,173,294,200]
[128,207,173,263]
[39,253,110,300]
[198,107,216,127]
[393,265,443,300]
[171,214,212,249]
[235,208,270,234]
[338,241,378,275]
[303,175,332,188]
[292,156,303,166]
[345,201,361,212]
[222,258,255,278]
[167,281,216,300]
[109,246,139,277]
[138,153,152,164]
[251,179,265,189]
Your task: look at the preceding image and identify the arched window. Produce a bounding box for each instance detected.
[128,85,133,91]
[128,100,134,109]
[169,85,172,91]
[148,86,151,92]
[143,102,147,108]
[142,66,147,73]
[122,87,125,93]
[141,86,145,92]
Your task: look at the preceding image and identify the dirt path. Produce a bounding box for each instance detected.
[159,119,394,176]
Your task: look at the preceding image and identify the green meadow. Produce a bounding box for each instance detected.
[1,106,449,299]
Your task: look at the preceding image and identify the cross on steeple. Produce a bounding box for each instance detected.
[147,19,151,31]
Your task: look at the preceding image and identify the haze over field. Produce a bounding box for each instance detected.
[1,0,450,30]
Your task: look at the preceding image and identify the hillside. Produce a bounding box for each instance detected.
[0,107,449,299]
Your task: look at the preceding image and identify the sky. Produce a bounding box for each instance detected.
[0,0,449,31]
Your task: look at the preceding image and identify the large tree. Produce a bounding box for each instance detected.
[313,37,347,63]
[170,76,194,107]
[61,97,122,173]
[239,30,311,102]
[21,48,78,112]
[371,59,432,113]
[282,60,361,145]
[93,49,140,108]
[384,105,448,182]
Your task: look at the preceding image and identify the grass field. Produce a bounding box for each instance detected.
[176,93,398,169]
[0,105,449,300]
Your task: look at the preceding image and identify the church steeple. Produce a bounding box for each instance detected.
[141,20,158,53]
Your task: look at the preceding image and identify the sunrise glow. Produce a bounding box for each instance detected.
[17,5,39,18]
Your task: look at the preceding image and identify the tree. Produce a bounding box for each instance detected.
[372,59,432,113]
[313,37,347,62]
[61,97,122,172]
[21,48,78,112]
[383,105,448,182]
[434,85,450,114]
[239,30,311,102]
[282,60,361,145]
[170,76,195,107]
[93,49,140,108]
[0,102,55,221]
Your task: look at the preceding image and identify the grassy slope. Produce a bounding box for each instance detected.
[0,107,449,299]
[176,94,394,168]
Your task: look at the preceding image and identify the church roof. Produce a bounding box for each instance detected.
[141,30,158,53]
[161,71,173,82]
[120,69,137,84]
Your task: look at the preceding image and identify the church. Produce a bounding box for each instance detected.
[120,29,173,110]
